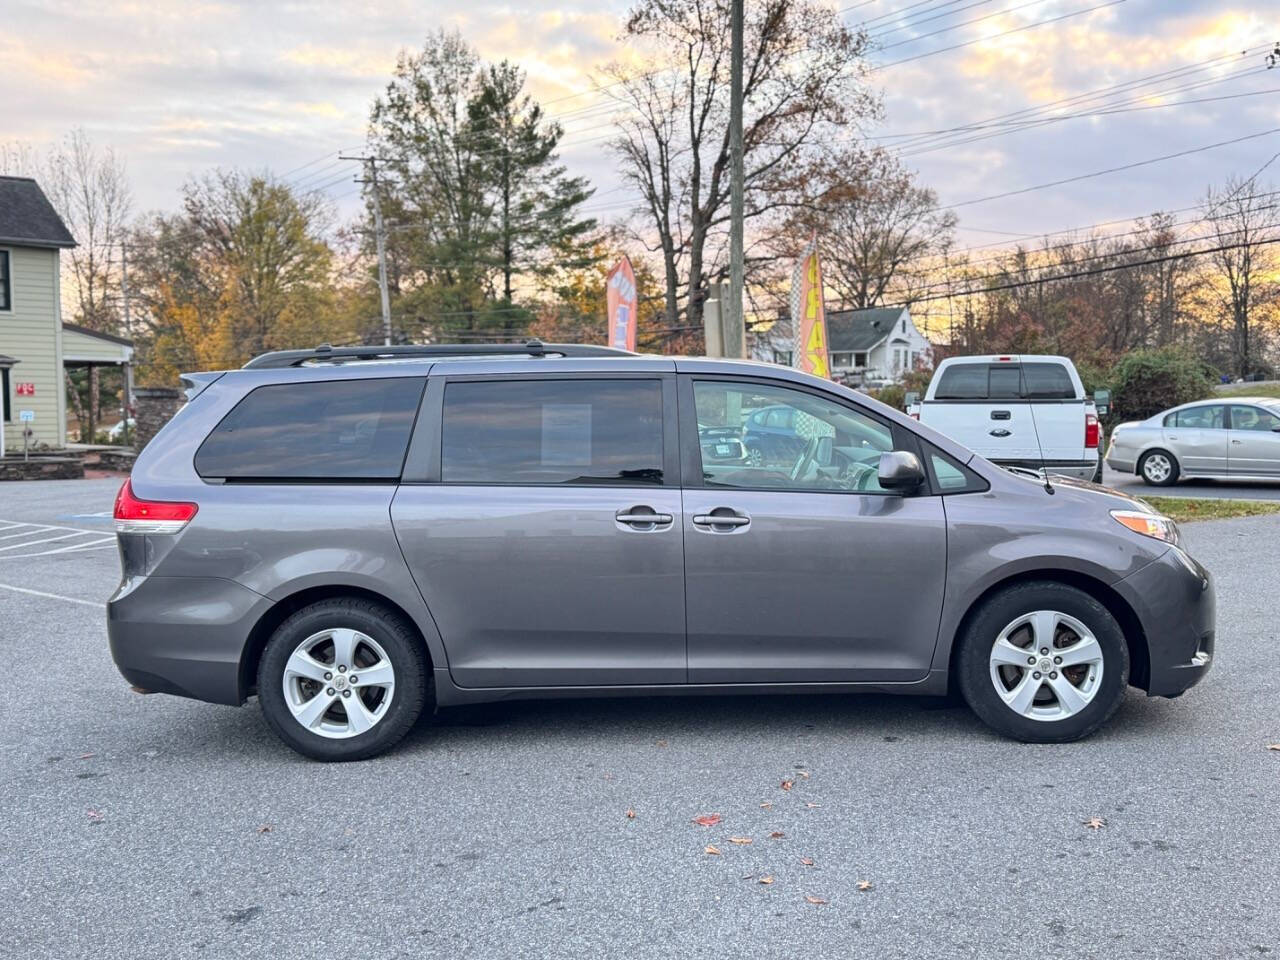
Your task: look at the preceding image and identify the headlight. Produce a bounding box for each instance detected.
[1111,509,1180,545]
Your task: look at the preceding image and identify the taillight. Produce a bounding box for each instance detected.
[114,478,198,534]
[1085,412,1100,449]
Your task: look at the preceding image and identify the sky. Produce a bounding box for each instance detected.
[2,0,1277,256]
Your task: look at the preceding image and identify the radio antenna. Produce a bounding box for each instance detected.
[1019,358,1055,495]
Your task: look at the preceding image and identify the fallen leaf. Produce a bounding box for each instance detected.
[781,780,794,791]
[86,809,104,823]
[760,802,773,809]
[1084,816,1106,830]
[857,880,873,892]
[728,836,753,845]
[78,753,96,760]
[1267,743,1280,751]
[758,875,774,885]
[805,803,821,809]
[797,771,811,779]
[704,845,721,856]
[804,895,828,905]
[692,813,722,828]
[626,809,636,819]
[799,857,815,867]
[656,739,669,748]
[769,831,785,840]
[256,824,272,834]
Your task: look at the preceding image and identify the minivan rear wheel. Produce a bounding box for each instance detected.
[258,598,428,761]
[955,582,1129,743]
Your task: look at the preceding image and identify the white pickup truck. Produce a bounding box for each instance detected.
[907,355,1102,482]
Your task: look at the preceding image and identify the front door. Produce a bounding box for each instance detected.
[680,376,947,684]
[391,374,686,688]
[1228,403,1280,477]
[1162,404,1228,475]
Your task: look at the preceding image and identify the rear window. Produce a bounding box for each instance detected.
[194,377,425,481]
[933,362,1076,400]
[441,378,664,485]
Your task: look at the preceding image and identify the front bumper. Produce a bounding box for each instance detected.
[107,575,272,705]
[1115,546,1215,697]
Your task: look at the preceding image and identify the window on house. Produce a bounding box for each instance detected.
[854,352,867,367]
[0,251,10,311]
[1,368,10,421]
[830,352,853,368]
[771,349,793,366]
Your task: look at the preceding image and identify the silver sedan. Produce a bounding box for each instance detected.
[1105,397,1280,486]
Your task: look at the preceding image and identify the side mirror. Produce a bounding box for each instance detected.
[904,391,919,407]
[878,450,925,492]
[1094,389,1111,418]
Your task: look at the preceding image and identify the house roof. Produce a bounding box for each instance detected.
[826,307,905,352]
[0,176,76,249]
[62,322,134,347]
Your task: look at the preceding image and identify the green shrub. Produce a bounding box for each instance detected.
[1109,349,1215,424]
[870,383,906,411]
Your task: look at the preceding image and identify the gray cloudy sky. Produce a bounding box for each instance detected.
[2,0,1277,249]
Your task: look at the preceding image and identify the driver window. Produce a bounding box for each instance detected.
[692,380,894,493]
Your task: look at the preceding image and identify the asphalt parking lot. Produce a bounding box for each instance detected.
[2,477,1278,959]
[1102,465,1280,501]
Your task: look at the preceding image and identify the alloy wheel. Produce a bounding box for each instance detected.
[988,610,1105,722]
[281,628,396,739]
[1143,454,1172,483]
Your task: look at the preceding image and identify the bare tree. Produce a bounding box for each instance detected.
[606,0,877,327]
[41,129,134,331]
[1201,175,1280,378]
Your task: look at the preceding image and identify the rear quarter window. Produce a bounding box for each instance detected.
[194,377,425,481]
[933,364,989,399]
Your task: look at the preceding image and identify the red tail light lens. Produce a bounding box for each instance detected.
[114,479,198,534]
[1085,412,1100,449]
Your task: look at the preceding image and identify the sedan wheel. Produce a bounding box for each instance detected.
[1139,451,1178,486]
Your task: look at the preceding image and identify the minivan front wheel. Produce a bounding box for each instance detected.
[258,598,428,761]
[956,582,1129,743]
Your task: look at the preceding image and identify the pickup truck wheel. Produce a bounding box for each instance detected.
[1138,449,1179,486]
[1091,457,1104,484]
[956,582,1129,743]
[258,598,428,762]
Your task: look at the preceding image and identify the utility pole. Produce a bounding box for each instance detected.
[725,0,746,360]
[120,241,133,447]
[345,154,393,345]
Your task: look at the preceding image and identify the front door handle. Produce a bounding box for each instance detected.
[692,509,751,531]
[616,507,674,528]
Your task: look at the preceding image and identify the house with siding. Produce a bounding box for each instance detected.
[0,176,134,454]
[751,306,932,384]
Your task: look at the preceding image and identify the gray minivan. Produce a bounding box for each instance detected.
[108,342,1214,761]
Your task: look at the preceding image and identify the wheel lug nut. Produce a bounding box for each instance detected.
[1033,672,1041,679]
[342,690,351,698]
[326,687,335,696]
[349,676,358,684]
[324,672,332,681]
[1050,671,1058,679]
[1054,656,1062,665]
[338,665,347,673]
[1027,656,1036,665]
[1040,648,1048,655]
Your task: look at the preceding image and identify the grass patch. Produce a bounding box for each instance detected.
[1215,382,1280,398]
[1141,495,1280,523]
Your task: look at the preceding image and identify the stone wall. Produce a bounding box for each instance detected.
[0,454,85,481]
[133,387,184,453]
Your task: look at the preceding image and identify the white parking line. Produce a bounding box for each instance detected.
[0,518,118,559]
[0,582,104,608]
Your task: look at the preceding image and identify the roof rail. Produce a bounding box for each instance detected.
[242,339,635,369]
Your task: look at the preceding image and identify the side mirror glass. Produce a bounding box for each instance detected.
[878,450,925,492]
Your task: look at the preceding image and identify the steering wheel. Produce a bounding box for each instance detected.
[790,435,823,485]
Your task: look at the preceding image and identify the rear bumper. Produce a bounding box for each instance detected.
[1105,454,1136,474]
[107,575,271,705]
[1115,547,1215,697]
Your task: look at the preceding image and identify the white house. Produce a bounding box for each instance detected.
[751,306,931,384]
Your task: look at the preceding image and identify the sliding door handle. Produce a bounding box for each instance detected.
[692,511,751,529]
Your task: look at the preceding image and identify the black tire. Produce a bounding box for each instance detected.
[1091,457,1104,484]
[258,598,429,761]
[1138,449,1179,487]
[955,582,1129,743]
